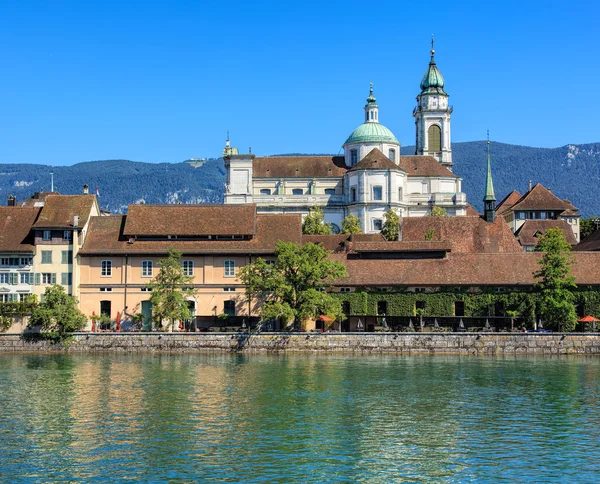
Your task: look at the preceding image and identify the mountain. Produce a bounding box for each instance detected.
[1,141,599,216]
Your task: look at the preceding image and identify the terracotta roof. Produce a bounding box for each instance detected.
[496,190,522,215]
[398,155,458,178]
[331,251,600,287]
[32,195,97,229]
[80,213,302,255]
[349,233,386,242]
[510,184,578,212]
[301,235,349,251]
[123,204,257,236]
[348,149,398,172]
[561,209,580,217]
[18,192,60,207]
[253,156,347,178]
[515,220,577,247]
[351,240,452,253]
[400,216,522,253]
[575,229,600,252]
[0,207,40,252]
[465,204,481,217]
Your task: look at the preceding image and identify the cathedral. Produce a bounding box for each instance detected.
[223,45,468,233]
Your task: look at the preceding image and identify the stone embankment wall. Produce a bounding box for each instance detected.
[1,333,600,354]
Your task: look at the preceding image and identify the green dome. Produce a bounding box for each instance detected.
[420,51,447,95]
[344,122,399,145]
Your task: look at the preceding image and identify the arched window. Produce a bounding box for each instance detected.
[428,125,441,152]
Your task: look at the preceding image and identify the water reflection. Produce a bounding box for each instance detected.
[0,354,599,482]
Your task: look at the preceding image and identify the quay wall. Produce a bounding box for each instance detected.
[1,332,600,354]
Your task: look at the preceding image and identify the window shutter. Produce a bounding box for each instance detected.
[35,273,40,285]
[11,273,17,285]
[51,273,57,284]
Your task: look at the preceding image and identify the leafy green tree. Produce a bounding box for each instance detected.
[149,249,197,331]
[302,206,332,235]
[429,206,448,216]
[534,228,578,331]
[580,217,599,240]
[239,241,346,328]
[28,285,86,335]
[341,213,362,234]
[381,209,400,241]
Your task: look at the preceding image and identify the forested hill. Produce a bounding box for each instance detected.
[1,141,599,216]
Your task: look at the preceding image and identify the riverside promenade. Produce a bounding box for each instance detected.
[1,332,600,354]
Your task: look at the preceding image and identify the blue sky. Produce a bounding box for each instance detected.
[0,0,597,165]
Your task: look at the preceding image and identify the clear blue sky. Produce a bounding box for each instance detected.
[0,0,597,165]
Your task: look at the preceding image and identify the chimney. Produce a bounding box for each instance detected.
[529,180,532,191]
[74,215,79,228]
[7,195,16,207]
[83,184,89,194]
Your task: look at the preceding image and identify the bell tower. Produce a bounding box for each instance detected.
[413,38,453,170]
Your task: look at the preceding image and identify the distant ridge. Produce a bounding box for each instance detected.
[1,141,599,216]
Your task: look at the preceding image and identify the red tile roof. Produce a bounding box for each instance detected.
[301,235,349,252]
[496,190,522,215]
[398,155,458,178]
[574,229,600,252]
[123,204,257,236]
[351,240,452,253]
[32,195,97,229]
[348,149,398,171]
[81,213,302,255]
[510,184,578,212]
[0,207,41,252]
[253,156,347,177]
[515,220,577,247]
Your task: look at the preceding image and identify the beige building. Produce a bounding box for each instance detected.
[78,204,300,328]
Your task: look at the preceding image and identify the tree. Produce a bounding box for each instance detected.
[580,217,599,240]
[148,249,197,331]
[239,241,347,329]
[533,228,578,331]
[302,206,332,235]
[28,285,86,335]
[381,209,400,241]
[429,206,448,216]
[341,213,362,234]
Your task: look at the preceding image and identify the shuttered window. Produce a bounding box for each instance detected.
[428,125,441,152]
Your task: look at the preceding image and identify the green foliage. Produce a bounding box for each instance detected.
[239,241,347,327]
[534,228,578,331]
[149,249,197,331]
[424,227,435,241]
[580,217,599,240]
[381,209,400,241]
[302,206,332,235]
[341,213,362,234]
[28,285,86,335]
[429,206,448,216]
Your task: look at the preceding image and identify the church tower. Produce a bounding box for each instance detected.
[483,134,496,223]
[223,133,254,205]
[413,39,453,170]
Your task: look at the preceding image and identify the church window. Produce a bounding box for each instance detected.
[260,189,271,195]
[351,150,358,164]
[373,186,383,201]
[388,149,395,162]
[373,219,382,231]
[428,125,441,152]
[292,189,303,195]
[351,187,357,202]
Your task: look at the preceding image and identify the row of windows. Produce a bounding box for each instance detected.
[259,188,337,196]
[41,230,72,241]
[517,211,557,220]
[40,250,72,264]
[0,257,32,267]
[0,273,72,286]
[0,293,30,302]
[100,260,238,278]
[350,186,403,203]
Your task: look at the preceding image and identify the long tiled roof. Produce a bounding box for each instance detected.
[496,190,522,215]
[253,156,347,178]
[509,184,578,212]
[81,213,302,255]
[398,155,458,178]
[351,240,452,253]
[123,204,257,236]
[515,220,577,247]
[575,229,600,252]
[400,216,522,253]
[0,207,41,252]
[32,195,97,229]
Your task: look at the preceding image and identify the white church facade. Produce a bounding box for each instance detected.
[223,46,467,233]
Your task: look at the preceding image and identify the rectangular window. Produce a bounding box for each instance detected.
[140,287,151,292]
[20,257,32,266]
[41,251,52,264]
[324,189,335,195]
[414,287,426,293]
[183,260,194,277]
[0,294,18,302]
[339,287,351,293]
[416,301,426,310]
[223,287,236,292]
[99,287,113,292]
[43,230,51,241]
[0,273,9,284]
[351,187,357,202]
[41,273,54,284]
[540,212,547,220]
[518,212,526,220]
[398,187,403,201]
[142,260,153,277]
[388,149,396,162]
[101,260,112,277]
[351,149,358,164]
[20,273,34,285]
[63,231,72,241]
[373,219,382,231]
[292,188,303,195]
[224,300,236,316]
[259,189,271,195]
[19,293,30,302]
[373,186,383,201]
[0,258,8,266]
[61,250,73,264]
[100,300,111,317]
[224,260,235,277]
[61,273,72,286]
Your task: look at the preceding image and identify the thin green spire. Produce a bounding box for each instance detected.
[484,131,496,202]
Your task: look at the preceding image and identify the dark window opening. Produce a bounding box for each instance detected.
[455,301,465,317]
[224,300,236,317]
[494,301,505,317]
[377,301,387,315]
[416,301,426,310]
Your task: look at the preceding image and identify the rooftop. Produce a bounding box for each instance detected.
[0,207,41,252]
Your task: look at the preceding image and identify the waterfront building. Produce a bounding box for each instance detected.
[224,46,467,233]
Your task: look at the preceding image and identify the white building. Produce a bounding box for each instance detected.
[224,47,467,233]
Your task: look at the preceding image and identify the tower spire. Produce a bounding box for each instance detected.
[484,131,496,223]
[364,82,379,123]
